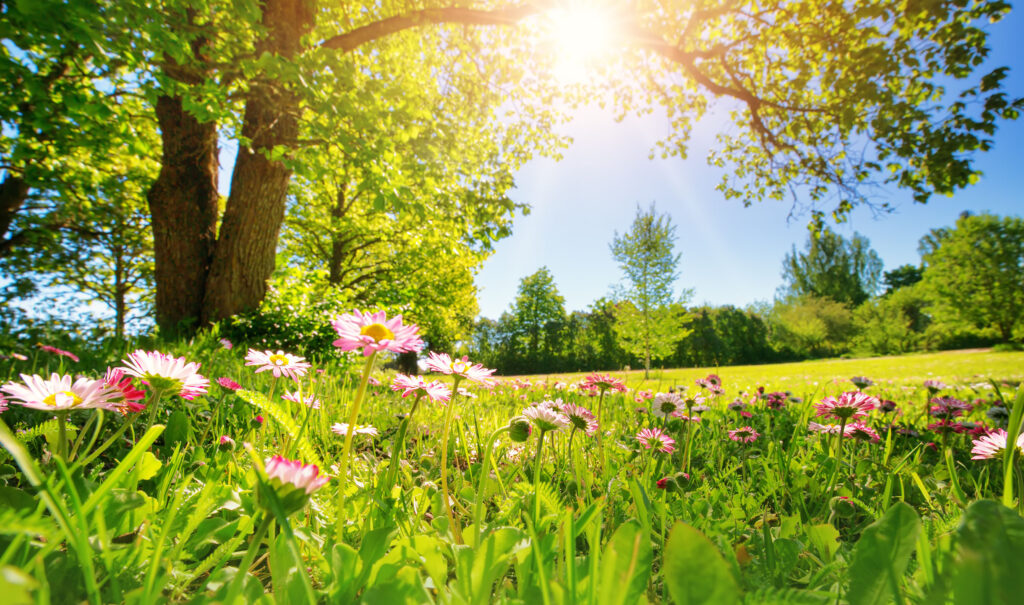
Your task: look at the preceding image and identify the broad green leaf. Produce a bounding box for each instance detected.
[952,500,1024,604]
[846,502,920,605]
[806,523,841,563]
[663,522,739,605]
[361,565,433,604]
[599,520,653,605]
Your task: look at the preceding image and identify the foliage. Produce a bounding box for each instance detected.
[780,228,883,306]
[769,295,857,358]
[852,285,930,355]
[505,267,567,366]
[610,204,691,376]
[920,212,1024,342]
[882,264,924,294]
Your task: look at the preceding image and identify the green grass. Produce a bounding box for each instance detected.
[515,348,1024,392]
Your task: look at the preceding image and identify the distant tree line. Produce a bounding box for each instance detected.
[467,212,1024,374]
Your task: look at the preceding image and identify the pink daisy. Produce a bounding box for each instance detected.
[522,404,570,432]
[219,338,233,350]
[103,368,146,412]
[423,352,496,386]
[581,373,627,393]
[264,455,330,494]
[971,429,1024,460]
[814,391,877,421]
[391,374,451,403]
[808,422,850,435]
[671,411,702,423]
[330,423,378,437]
[216,377,242,391]
[636,427,676,453]
[728,426,760,443]
[331,310,424,357]
[37,343,79,363]
[2,373,121,412]
[847,422,881,443]
[244,349,311,381]
[120,350,209,399]
[561,402,598,436]
[651,392,683,418]
[282,390,321,409]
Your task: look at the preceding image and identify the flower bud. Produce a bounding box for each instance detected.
[508,416,532,442]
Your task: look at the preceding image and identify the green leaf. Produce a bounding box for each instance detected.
[663,522,739,605]
[0,565,37,605]
[238,390,323,468]
[135,451,162,481]
[165,410,191,445]
[806,523,841,563]
[361,565,432,604]
[599,520,653,605]
[953,500,1024,604]
[846,502,920,605]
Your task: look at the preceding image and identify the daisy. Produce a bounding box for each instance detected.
[581,373,627,393]
[390,374,451,403]
[216,377,242,391]
[522,404,570,432]
[850,376,874,389]
[331,309,424,357]
[970,429,1024,460]
[561,403,598,436]
[282,390,321,409]
[264,455,330,495]
[423,352,496,386]
[37,343,79,363]
[244,349,311,381]
[330,423,378,437]
[671,411,702,423]
[929,397,972,419]
[814,392,877,422]
[636,428,676,453]
[808,422,850,435]
[120,350,209,399]
[219,338,233,350]
[847,422,881,443]
[924,379,948,394]
[103,368,146,412]
[2,373,121,412]
[728,426,760,443]
[651,392,683,418]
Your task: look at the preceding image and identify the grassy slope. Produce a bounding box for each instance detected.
[509,348,1024,393]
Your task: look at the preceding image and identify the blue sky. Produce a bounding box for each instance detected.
[473,9,1024,320]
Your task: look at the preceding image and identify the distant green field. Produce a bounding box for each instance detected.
[512,348,1024,395]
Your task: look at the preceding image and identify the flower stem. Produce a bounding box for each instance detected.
[439,376,464,542]
[474,425,510,546]
[533,429,547,529]
[56,412,69,463]
[384,395,423,492]
[197,395,227,451]
[140,387,167,441]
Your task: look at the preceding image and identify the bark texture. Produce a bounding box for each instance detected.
[0,174,30,257]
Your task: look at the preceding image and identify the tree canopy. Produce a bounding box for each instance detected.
[780,228,883,306]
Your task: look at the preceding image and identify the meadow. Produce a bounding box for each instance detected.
[1,322,1023,604]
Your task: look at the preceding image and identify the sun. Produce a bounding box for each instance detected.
[546,2,619,84]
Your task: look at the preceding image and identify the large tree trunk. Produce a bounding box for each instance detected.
[200,0,314,324]
[146,94,220,334]
[0,174,29,257]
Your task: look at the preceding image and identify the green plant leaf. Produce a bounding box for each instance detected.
[663,522,739,605]
[846,502,920,605]
[238,390,323,468]
[599,520,653,605]
[952,500,1024,604]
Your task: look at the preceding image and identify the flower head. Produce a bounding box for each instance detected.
[282,390,321,409]
[581,373,627,394]
[262,455,330,510]
[331,310,424,357]
[971,429,1024,460]
[815,391,877,421]
[391,374,452,403]
[2,373,120,412]
[850,376,874,389]
[120,350,209,399]
[728,426,760,443]
[762,391,788,410]
[216,377,242,391]
[244,349,311,381]
[103,368,146,412]
[929,396,972,419]
[923,379,948,394]
[330,423,379,437]
[651,392,683,418]
[695,374,724,395]
[219,338,233,350]
[808,422,849,436]
[522,403,570,432]
[561,403,598,436]
[37,344,79,363]
[847,422,881,443]
[636,427,676,453]
[424,352,496,386]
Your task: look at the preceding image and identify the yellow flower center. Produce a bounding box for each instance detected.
[269,354,290,366]
[360,323,394,343]
[43,390,82,407]
[451,360,470,374]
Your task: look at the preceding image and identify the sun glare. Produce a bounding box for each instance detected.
[547,3,618,84]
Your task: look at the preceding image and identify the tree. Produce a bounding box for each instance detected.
[853,284,929,355]
[769,295,858,358]
[4,1,1021,334]
[506,267,566,370]
[920,213,1024,342]
[610,204,690,377]
[882,264,924,294]
[780,228,883,306]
